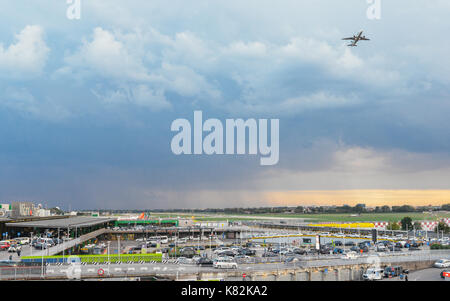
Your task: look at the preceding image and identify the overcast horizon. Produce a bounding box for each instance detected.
[1,1,450,210]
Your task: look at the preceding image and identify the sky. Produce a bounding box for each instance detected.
[1,0,450,210]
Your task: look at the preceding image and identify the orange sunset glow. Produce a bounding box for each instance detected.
[266,190,450,207]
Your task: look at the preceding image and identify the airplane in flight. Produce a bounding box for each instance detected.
[342,31,370,47]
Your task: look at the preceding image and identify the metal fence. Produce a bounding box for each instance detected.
[0,266,44,280]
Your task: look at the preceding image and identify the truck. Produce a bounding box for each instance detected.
[383,266,408,278]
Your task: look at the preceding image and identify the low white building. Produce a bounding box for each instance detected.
[36,208,52,217]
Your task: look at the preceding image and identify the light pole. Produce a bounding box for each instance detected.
[118,235,121,262]
[107,241,111,264]
[30,232,33,257]
[209,236,212,259]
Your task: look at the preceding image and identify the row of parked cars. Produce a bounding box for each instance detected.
[32,237,68,249]
[176,256,239,269]
[213,246,256,258]
[363,266,409,280]
[0,238,31,253]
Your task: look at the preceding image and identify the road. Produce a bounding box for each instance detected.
[1,249,448,281]
[382,268,448,281]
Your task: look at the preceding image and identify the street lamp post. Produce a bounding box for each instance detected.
[118,235,121,262]
[107,241,111,264]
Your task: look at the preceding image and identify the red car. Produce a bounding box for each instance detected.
[0,241,11,251]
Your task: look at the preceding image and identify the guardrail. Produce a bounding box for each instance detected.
[21,253,163,264]
[0,266,42,280]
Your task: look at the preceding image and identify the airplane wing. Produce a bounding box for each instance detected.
[342,37,356,41]
[360,37,370,41]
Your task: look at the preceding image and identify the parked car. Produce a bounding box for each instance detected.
[408,246,421,251]
[376,244,386,252]
[176,257,194,265]
[383,266,408,278]
[0,241,11,251]
[333,248,344,254]
[394,242,404,249]
[350,246,360,253]
[52,238,63,245]
[213,258,238,269]
[34,242,52,250]
[213,247,231,254]
[197,257,214,266]
[218,250,236,257]
[341,251,358,259]
[387,245,402,252]
[262,252,278,257]
[320,247,333,255]
[285,256,301,264]
[13,238,30,245]
[434,259,450,268]
[440,270,450,279]
[241,248,256,256]
[293,248,307,255]
[180,247,196,258]
[306,249,320,255]
[362,268,384,281]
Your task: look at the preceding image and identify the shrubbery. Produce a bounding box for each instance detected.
[430,243,450,250]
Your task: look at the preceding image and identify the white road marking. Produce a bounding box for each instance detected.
[140,267,148,271]
[114,268,122,271]
[128,267,135,271]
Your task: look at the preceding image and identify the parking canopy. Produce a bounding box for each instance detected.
[5,216,116,229]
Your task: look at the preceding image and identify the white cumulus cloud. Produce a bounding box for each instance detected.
[0,25,50,78]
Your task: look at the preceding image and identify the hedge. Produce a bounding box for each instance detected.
[430,243,450,250]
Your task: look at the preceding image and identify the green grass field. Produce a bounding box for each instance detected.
[150,212,450,223]
[247,212,450,223]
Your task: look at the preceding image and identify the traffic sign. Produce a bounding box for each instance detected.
[98,268,105,276]
[444,272,450,278]
[242,273,246,278]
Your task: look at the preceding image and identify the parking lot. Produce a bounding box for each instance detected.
[1,226,448,281]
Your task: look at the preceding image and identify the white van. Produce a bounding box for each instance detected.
[14,238,30,245]
[362,268,384,281]
[213,258,238,269]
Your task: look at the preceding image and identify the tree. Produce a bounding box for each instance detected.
[294,206,304,213]
[400,217,413,231]
[387,222,400,230]
[393,205,415,213]
[355,204,366,214]
[413,222,422,230]
[381,205,391,213]
[437,222,450,234]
